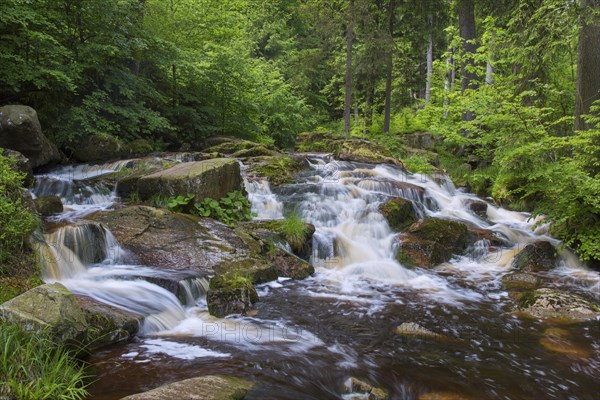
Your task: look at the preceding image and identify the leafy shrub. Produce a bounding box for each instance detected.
[403,155,433,174]
[0,153,39,265]
[0,321,89,400]
[167,191,255,226]
[194,191,255,226]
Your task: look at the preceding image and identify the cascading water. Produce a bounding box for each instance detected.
[33,156,600,400]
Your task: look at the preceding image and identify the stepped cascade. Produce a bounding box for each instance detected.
[29,154,600,400]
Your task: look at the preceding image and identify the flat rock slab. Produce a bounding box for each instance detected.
[120,375,254,400]
[135,158,242,200]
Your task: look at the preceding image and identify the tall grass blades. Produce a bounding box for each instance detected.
[0,321,89,400]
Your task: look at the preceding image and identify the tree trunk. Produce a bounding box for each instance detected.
[575,0,600,131]
[344,0,355,138]
[364,80,375,135]
[383,0,395,134]
[485,61,493,85]
[425,15,433,103]
[458,0,477,93]
[458,0,477,126]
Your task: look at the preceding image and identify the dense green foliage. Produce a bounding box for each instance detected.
[0,321,89,400]
[0,153,38,266]
[167,191,254,226]
[0,0,316,149]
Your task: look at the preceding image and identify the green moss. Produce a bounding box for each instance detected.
[250,155,303,186]
[396,251,417,268]
[379,198,417,232]
[518,291,537,309]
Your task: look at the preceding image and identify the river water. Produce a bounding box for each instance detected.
[32,154,599,399]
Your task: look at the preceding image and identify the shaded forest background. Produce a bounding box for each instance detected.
[1,0,599,263]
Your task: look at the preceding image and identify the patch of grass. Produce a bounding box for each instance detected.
[277,211,309,251]
[0,321,90,400]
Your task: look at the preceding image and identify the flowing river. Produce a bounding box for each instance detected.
[32,154,599,400]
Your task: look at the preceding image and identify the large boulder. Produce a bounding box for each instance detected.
[511,241,558,272]
[379,197,418,232]
[0,105,61,168]
[76,295,142,351]
[396,218,469,268]
[131,158,242,201]
[34,195,63,216]
[245,155,305,186]
[207,275,259,318]
[403,132,438,150]
[0,283,88,344]
[0,283,141,349]
[72,134,126,162]
[337,139,403,166]
[89,206,277,283]
[517,288,599,321]
[120,375,254,400]
[2,148,34,186]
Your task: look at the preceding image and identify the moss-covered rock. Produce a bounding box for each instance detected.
[0,105,62,168]
[0,283,88,344]
[76,295,141,351]
[207,275,259,317]
[501,272,541,291]
[511,241,558,272]
[90,206,277,283]
[465,199,488,218]
[517,288,599,322]
[34,195,63,216]
[337,139,403,166]
[396,218,469,268]
[0,283,143,350]
[379,197,418,232]
[132,158,242,201]
[120,375,255,400]
[232,145,279,158]
[246,155,305,186]
[268,247,314,279]
[72,134,126,162]
[125,139,153,156]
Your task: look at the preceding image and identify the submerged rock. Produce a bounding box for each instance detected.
[539,327,592,358]
[0,105,62,168]
[396,218,469,268]
[395,322,444,340]
[517,288,599,322]
[342,377,390,400]
[132,158,242,201]
[34,195,63,216]
[207,275,259,318]
[120,375,254,400]
[511,241,558,272]
[418,392,475,400]
[379,197,418,232]
[465,199,488,218]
